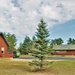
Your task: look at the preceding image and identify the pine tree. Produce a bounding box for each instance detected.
[67,38,75,45]
[29,19,49,69]
[18,36,32,54]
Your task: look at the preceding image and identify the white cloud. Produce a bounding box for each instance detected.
[0,0,75,45]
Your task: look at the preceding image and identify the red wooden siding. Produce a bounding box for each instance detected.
[0,34,13,58]
[53,50,75,55]
[0,36,8,54]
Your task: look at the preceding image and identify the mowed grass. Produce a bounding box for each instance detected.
[0,59,75,75]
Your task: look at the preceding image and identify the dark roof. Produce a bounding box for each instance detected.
[53,45,75,50]
[0,32,9,47]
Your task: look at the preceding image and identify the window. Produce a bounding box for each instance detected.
[1,47,4,51]
[56,51,60,53]
[1,47,4,54]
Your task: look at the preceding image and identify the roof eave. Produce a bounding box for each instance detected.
[0,32,9,47]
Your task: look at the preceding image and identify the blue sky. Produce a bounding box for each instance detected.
[0,0,75,46]
[50,19,75,44]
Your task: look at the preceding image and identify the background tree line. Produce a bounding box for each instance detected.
[3,32,75,54]
[2,22,75,54]
[18,37,75,54]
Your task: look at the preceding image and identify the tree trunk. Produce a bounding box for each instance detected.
[40,57,43,69]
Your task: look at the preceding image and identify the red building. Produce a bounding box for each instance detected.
[53,45,75,56]
[0,32,13,58]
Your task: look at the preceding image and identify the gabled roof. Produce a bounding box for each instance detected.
[0,32,9,47]
[53,45,75,50]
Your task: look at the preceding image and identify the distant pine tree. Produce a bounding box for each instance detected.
[18,36,32,54]
[67,38,75,45]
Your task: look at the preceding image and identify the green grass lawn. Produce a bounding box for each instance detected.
[0,59,75,75]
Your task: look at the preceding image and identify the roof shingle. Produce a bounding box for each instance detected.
[53,45,75,50]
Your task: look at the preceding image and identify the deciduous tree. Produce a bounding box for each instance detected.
[51,38,64,45]
[4,33,17,52]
